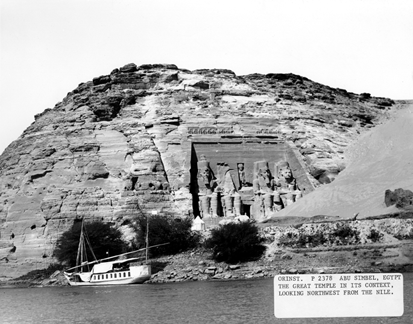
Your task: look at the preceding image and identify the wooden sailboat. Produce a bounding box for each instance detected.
[63,220,165,286]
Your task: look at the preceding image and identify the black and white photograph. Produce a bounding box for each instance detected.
[0,0,412,323]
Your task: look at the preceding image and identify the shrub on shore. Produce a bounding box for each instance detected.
[278,223,362,248]
[133,215,200,257]
[278,222,364,248]
[53,220,127,267]
[367,229,383,242]
[204,222,265,263]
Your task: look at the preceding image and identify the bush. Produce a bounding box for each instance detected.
[334,223,360,242]
[278,223,361,248]
[367,229,383,242]
[53,220,127,267]
[279,231,328,248]
[133,215,200,257]
[298,232,327,247]
[204,222,265,263]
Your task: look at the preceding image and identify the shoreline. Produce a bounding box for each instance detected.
[2,216,413,287]
[2,242,411,288]
[2,264,412,289]
[146,243,413,285]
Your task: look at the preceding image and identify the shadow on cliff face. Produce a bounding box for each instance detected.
[150,261,169,275]
[274,103,413,219]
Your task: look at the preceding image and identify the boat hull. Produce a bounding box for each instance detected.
[64,265,151,286]
[65,274,151,286]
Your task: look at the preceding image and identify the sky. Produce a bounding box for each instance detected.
[1,0,412,155]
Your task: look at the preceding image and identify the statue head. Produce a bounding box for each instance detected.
[258,167,272,183]
[198,165,211,184]
[254,161,272,183]
[277,161,293,180]
[280,167,292,179]
[237,163,244,171]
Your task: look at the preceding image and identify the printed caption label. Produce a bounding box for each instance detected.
[274,273,403,318]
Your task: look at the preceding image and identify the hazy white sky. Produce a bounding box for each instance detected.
[1,0,412,155]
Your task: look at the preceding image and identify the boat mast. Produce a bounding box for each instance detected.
[147,210,157,263]
[75,220,96,272]
[75,220,84,271]
[146,213,149,263]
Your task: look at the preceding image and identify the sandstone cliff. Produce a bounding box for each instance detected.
[0,63,394,278]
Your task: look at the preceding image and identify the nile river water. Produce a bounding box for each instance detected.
[1,274,412,324]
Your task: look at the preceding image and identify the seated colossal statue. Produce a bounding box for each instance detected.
[197,155,216,218]
[274,161,301,207]
[197,155,216,196]
[252,161,275,219]
[253,161,275,194]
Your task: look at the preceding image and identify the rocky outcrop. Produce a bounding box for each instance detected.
[0,63,394,277]
[262,218,413,247]
[385,188,413,210]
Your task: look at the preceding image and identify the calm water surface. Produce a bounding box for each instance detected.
[1,274,412,324]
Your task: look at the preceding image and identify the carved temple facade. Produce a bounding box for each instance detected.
[188,137,314,221]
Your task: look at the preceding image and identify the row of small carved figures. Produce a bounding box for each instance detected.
[187,127,281,135]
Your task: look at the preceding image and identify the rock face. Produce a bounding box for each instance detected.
[0,63,394,277]
[385,188,413,210]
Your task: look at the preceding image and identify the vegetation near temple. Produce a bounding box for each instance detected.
[205,222,265,263]
[53,221,127,267]
[133,214,200,257]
